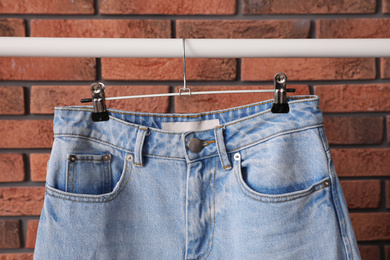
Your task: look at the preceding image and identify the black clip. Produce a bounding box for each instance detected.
[271,73,295,113]
[81,82,109,122]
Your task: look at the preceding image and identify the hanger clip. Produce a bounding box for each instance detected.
[88,82,109,122]
[271,73,295,113]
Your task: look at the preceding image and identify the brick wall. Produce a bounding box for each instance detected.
[0,0,389,259]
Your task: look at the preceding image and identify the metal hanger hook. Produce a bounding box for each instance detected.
[179,38,191,96]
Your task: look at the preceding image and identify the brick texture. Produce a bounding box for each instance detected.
[314,84,390,113]
[317,19,390,38]
[31,19,171,38]
[358,245,381,260]
[340,180,381,209]
[241,58,376,81]
[387,181,390,209]
[0,0,94,14]
[0,19,25,36]
[332,149,390,177]
[0,220,21,248]
[102,58,237,81]
[0,154,24,182]
[384,0,390,13]
[0,254,33,260]
[381,58,390,79]
[324,117,383,144]
[387,115,390,144]
[31,85,170,114]
[0,187,44,216]
[176,20,310,39]
[243,0,376,14]
[0,87,24,115]
[350,213,390,241]
[25,220,39,249]
[0,120,53,148]
[174,85,309,113]
[30,154,50,182]
[100,0,236,15]
[0,58,96,81]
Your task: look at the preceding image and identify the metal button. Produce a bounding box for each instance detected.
[126,154,133,161]
[324,180,331,187]
[69,155,77,162]
[188,138,203,153]
[234,153,241,161]
[102,154,111,161]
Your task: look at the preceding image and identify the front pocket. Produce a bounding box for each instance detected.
[66,153,112,195]
[234,159,331,203]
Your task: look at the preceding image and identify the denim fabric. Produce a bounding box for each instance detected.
[34,95,360,260]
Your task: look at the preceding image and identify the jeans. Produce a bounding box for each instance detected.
[34,95,360,259]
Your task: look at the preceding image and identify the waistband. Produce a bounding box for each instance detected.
[53,95,324,163]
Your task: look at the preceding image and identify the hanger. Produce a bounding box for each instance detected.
[80,39,295,122]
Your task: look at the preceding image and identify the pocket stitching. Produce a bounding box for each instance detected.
[234,165,330,203]
[46,158,132,203]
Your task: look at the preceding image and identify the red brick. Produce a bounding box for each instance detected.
[0,58,96,81]
[324,117,383,145]
[31,85,170,114]
[340,180,381,209]
[30,154,50,182]
[388,116,390,143]
[387,181,390,209]
[102,58,236,81]
[0,87,24,115]
[317,19,390,38]
[241,58,376,81]
[174,85,309,113]
[0,254,33,260]
[384,0,390,13]
[100,0,236,15]
[386,246,390,259]
[314,84,390,113]
[0,19,25,36]
[381,58,390,79]
[176,20,310,39]
[350,213,390,241]
[243,0,376,14]
[0,187,44,216]
[0,154,24,182]
[31,19,171,38]
[0,220,21,248]
[332,149,390,177]
[25,220,39,249]
[0,120,53,148]
[358,245,381,260]
[0,0,94,14]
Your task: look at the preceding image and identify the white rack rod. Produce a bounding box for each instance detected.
[1,37,390,58]
[103,89,274,101]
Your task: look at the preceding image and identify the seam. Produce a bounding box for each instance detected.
[329,160,353,259]
[234,163,329,202]
[45,160,132,203]
[202,140,215,147]
[228,123,324,153]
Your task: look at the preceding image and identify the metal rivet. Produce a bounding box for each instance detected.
[234,153,241,161]
[103,154,111,161]
[188,138,203,153]
[324,180,331,187]
[126,155,133,162]
[69,155,77,162]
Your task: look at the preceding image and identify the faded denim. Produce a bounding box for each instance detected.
[34,95,360,260]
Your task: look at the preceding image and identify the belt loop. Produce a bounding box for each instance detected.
[134,127,149,167]
[214,126,232,171]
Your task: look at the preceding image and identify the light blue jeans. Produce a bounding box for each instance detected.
[34,95,360,260]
